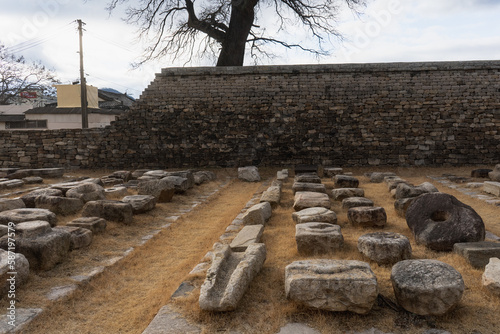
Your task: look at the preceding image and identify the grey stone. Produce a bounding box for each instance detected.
[34,195,84,216]
[0,227,71,271]
[230,225,264,252]
[20,188,63,208]
[277,170,289,181]
[324,167,343,177]
[162,176,190,194]
[67,217,107,234]
[482,257,500,296]
[294,174,321,184]
[15,221,51,238]
[122,195,157,214]
[53,226,92,250]
[142,304,201,334]
[105,186,129,198]
[110,170,132,182]
[199,243,266,311]
[295,223,343,255]
[165,171,195,189]
[394,197,416,217]
[50,179,103,194]
[453,242,500,268]
[142,170,168,179]
[391,259,464,316]
[385,178,410,191]
[0,208,57,227]
[0,249,30,296]
[348,206,387,227]
[292,207,337,225]
[293,192,331,211]
[137,179,175,203]
[471,169,492,178]
[342,197,374,210]
[260,185,281,207]
[395,182,438,199]
[22,176,43,184]
[357,232,412,265]
[0,179,24,190]
[46,284,78,301]
[82,200,133,224]
[483,181,500,196]
[193,170,216,185]
[292,182,326,194]
[66,183,106,203]
[334,175,359,188]
[0,308,43,334]
[277,323,320,334]
[331,188,365,201]
[406,193,485,251]
[251,202,272,222]
[488,164,500,181]
[0,198,26,212]
[370,172,396,183]
[238,166,260,182]
[242,204,265,226]
[285,259,378,314]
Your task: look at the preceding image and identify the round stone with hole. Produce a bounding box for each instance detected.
[405,193,484,251]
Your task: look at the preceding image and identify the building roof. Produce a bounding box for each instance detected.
[98,89,135,109]
[24,106,124,115]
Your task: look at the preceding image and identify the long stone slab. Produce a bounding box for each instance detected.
[142,304,201,334]
[230,225,264,252]
[453,242,500,268]
[292,182,326,194]
[293,192,331,211]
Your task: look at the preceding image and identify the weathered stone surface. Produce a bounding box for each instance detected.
[105,186,129,198]
[334,175,359,188]
[391,259,464,315]
[0,198,26,212]
[66,183,106,203]
[0,225,7,237]
[165,171,195,189]
[193,170,216,185]
[260,185,281,207]
[292,182,326,194]
[122,195,157,214]
[0,208,57,226]
[82,200,133,224]
[110,170,132,182]
[230,225,264,252]
[331,188,365,201]
[238,166,260,182]
[395,182,439,199]
[488,164,500,181]
[294,174,321,184]
[22,176,43,184]
[406,193,485,251]
[67,217,107,234]
[242,204,265,225]
[199,243,266,311]
[453,242,500,268]
[137,179,175,203]
[285,259,378,314]
[292,207,337,225]
[34,195,84,216]
[348,206,387,227]
[33,168,64,178]
[358,232,412,265]
[142,304,201,334]
[251,202,272,222]
[482,257,500,296]
[471,169,492,178]
[162,176,190,194]
[483,181,500,196]
[295,223,343,255]
[324,167,343,177]
[370,172,396,183]
[293,192,331,211]
[142,170,168,179]
[50,178,103,194]
[394,197,416,218]
[53,226,92,250]
[0,248,30,296]
[342,197,374,210]
[15,221,52,238]
[0,179,24,190]
[20,188,63,208]
[0,225,71,271]
[385,177,409,191]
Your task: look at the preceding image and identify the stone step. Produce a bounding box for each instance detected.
[230,225,264,252]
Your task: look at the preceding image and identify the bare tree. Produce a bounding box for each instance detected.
[107,0,366,66]
[0,44,58,105]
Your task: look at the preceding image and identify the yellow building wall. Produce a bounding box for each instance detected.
[55,84,99,108]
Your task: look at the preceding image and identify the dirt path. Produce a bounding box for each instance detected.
[20,179,262,334]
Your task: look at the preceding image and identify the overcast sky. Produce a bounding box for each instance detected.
[1,0,499,98]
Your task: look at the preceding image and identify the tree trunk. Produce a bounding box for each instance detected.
[216,1,258,66]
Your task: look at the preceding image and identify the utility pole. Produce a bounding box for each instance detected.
[77,19,88,129]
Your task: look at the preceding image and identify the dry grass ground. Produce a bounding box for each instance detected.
[1,167,499,334]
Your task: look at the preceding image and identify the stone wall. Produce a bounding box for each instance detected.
[1,61,499,169]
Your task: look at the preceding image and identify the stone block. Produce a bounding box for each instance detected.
[82,200,133,224]
[453,242,500,268]
[292,182,326,194]
[483,181,500,196]
[67,217,107,234]
[334,175,359,188]
[357,232,412,265]
[331,188,364,201]
[292,207,337,225]
[0,208,57,227]
[122,195,157,214]
[230,225,264,252]
[482,257,500,296]
[238,166,260,182]
[348,206,387,227]
[293,192,331,211]
[260,185,281,207]
[0,198,26,212]
[342,197,374,210]
[295,223,343,255]
[53,226,92,250]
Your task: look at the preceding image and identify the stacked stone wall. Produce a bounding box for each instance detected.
[1,61,499,169]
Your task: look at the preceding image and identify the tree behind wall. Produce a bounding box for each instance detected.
[0,44,58,105]
[107,0,366,67]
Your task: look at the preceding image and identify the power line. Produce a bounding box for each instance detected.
[5,22,74,54]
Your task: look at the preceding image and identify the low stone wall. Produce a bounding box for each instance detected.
[1,61,499,169]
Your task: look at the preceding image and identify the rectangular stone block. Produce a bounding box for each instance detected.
[454,242,500,268]
[230,225,264,252]
[483,181,500,197]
